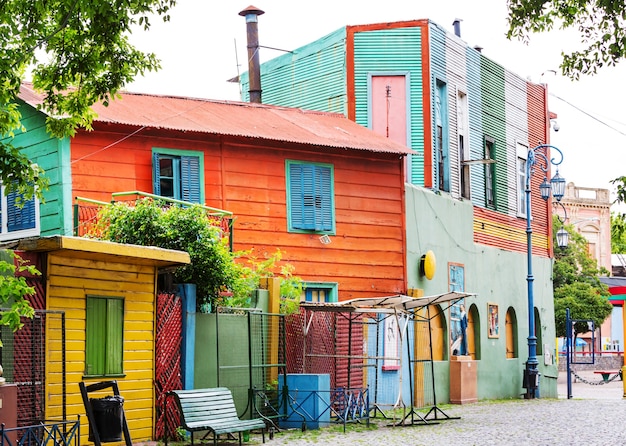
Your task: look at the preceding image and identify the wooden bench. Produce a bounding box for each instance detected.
[593,370,622,383]
[167,387,266,445]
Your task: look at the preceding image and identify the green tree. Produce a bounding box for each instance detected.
[610,176,626,248]
[507,0,626,79]
[610,213,626,254]
[0,251,38,344]
[0,0,176,338]
[552,216,612,337]
[91,198,303,313]
[1,0,176,194]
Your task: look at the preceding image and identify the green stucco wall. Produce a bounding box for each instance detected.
[405,184,558,400]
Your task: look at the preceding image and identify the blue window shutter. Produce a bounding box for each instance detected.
[316,166,333,231]
[153,152,161,195]
[7,191,36,232]
[180,155,201,203]
[289,163,333,232]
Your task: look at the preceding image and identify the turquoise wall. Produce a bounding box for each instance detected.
[405,184,558,399]
[8,102,73,236]
[353,27,425,186]
[240,27,348,114]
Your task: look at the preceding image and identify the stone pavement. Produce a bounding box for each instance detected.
[134,371,624,446]
[256,370,625,446]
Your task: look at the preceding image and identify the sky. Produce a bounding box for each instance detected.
[126,1,626,208]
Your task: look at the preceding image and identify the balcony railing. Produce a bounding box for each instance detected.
[73,191,233,248]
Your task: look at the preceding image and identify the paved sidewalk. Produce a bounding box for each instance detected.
[259,370,625,446]
[137,371,624,446]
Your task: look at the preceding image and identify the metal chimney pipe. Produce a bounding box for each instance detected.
[453,18,462,37]
[239,5,265,103]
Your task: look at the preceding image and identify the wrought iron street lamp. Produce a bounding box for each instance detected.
[524,144,565,399]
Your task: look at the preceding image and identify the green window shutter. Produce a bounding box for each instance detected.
[180,155,201,203]
[86,296,123,377]
[105,298,124,375]
[86,297,106,376]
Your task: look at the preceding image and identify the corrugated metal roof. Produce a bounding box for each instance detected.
[19,84,414,155]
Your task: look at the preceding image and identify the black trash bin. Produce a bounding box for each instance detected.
[89,395,124,442]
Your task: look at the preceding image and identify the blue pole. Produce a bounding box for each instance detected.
[524,157,538,398]
[566,308,572,399]
[523,143,565,400]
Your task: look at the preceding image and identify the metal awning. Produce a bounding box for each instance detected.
[300,291,476,314]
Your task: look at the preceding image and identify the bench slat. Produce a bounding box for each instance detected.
[168,387,265,444]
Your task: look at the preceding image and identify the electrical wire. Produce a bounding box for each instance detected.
[549,92,626,138]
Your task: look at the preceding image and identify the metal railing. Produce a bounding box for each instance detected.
[252,386,369,433]
[0,419,80,446]
[73,191,233,247]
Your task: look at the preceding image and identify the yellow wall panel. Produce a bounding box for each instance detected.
[45,252,158,444]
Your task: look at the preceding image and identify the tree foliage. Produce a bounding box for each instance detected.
[1,0,176,195]
[507,0,626,79]
[0,251,38,345]
[610,176,626,250]
[90,198,303,313]
[552,216,612,337]
[1,0,178,330]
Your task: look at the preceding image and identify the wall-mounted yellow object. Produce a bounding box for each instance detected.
[420,250,436,280]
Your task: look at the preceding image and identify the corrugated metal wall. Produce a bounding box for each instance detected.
[352,26,426,186]
[465,48,485,204]
[479,56,508,212]
[504,71,529,218]
[241,27,348,114]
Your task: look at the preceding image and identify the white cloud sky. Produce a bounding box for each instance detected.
[126,1,626,204]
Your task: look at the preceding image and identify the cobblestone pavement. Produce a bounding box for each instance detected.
[255,370,625,446]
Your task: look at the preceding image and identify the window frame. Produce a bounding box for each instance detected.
[457,89,471,199]
[484,136,496,209]
[516,142,529,217]
[152,148,205,204]
[0,184,40,241]
[301,282,338,303]
[435,79,449,192]
[85,295,125,378]
[285,160,335,234]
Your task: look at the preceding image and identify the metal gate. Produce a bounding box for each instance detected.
[215,308,287,427]
[154,292,183,440]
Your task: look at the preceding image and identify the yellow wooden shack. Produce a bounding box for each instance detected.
[17,236,190,444]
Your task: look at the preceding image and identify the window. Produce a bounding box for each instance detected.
[467,304,480,360]
[457,90,470,199]
[429,305,447,361]
[534,307,542,356]
[517,142,528,217]
[484,137,496,208]
[302,282,338,303]
[85,296,124,377]
[505,307,518,359]
[152,149,204,204]
[286,160,335,233]
[0,184,40,241]
[435,81,449,192]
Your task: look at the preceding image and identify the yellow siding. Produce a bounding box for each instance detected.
[45,253,157,444]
